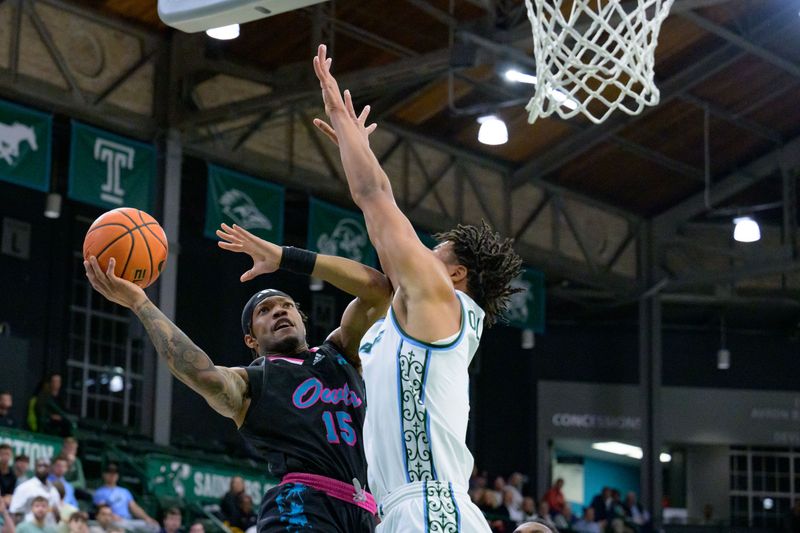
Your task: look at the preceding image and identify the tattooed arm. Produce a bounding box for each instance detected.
[84,256,250,427]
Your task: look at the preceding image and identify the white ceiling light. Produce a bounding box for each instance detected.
[477,115,508,145]
[717,348,730,370]
[109,375,124,393]
[206,24,240,40]
[505,69,538,85]
[44,193,62,219]
[592,441,643,459]
[591,442,672,463]
[505,69,579,110]
[733,216,760,243]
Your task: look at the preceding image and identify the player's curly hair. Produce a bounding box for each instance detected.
[434,221,523,327]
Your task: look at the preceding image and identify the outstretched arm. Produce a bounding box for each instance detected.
[313,45,460,340]
[84,257,250,426]
[216,224,391,362]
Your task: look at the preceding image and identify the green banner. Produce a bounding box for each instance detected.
[144,454,276,506]
[416,230,438,250]
[307,197,375,267]
[0,99,52,192]
[0,427,63,473]
[204,165,284,243]
[68,121,155,211]
[505,268,545,333]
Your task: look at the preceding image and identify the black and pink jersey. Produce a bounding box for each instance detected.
[238,341,368,487]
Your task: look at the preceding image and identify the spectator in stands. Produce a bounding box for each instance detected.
[30,375,71,437]
[573,506,601,533]
[543,478,566,515]
[624,492,649,530]
[478,489,502,528]
[159,508,181,533]
[92,463,157,530]
[64,512,88,533]
[0,393,16,428]
[536,502,557,531]
[48,458,77,508]
[0,445,15,504]
[514,519,559,533]
[554,502,577,530]
[507,473,525,512]
[15,496,57,533]
[1,495,16,533]
[187,524,204,533]
[230,494,256,533]
[503,487,524,525]
[59,439,84,491]
[590,487,612,522]
[10,458,59,524]
[13,455,29,487]
[90,504,114,533]
[520,497,538,523]
[219,476,244,525]
[51,482,76,527]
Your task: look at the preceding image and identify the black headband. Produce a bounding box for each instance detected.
[241,289,292,335]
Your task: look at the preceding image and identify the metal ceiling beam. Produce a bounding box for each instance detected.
[679,11,800,80]
[654,133,800,236]
[180,49,451,128]
[509,43,745,189]
[378,121,642,225]
[509,4,795,191]
[678,93,782,144]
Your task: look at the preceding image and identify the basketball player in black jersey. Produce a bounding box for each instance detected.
[83,222,391,532]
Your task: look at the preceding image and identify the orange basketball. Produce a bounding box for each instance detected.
[83,207,168,288]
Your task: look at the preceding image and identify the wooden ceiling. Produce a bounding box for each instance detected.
[71,0,800,218]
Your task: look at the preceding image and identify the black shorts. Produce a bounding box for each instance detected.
[257,482,376,533]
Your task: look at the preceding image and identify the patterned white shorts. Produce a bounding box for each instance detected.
[376,481,491,533]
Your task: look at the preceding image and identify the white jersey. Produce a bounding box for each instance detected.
[360,290,487,531]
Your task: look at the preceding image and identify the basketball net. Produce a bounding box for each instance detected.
[523,0,674,124]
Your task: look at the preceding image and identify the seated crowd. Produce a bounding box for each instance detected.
[469,469,652,533]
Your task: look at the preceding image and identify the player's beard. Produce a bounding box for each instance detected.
[261,331,306,356]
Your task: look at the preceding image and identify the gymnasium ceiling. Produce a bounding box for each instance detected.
[5,0,800,327]
[73,0,800,217]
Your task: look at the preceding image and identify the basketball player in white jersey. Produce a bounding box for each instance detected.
[313,44,523,532]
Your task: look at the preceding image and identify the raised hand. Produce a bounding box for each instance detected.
[216,223,282,282]
[312,44,377,146]
[83,256,148,310]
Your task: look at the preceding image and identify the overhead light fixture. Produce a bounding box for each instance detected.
[717,348,730,370]
[505,69,579,110]
[733,216,760,243]
[591,442,672,463]
[309,277,324,292]
[505,69,538,85]
[477,115,508,146]
[592,441,643,459]
[206,24,240,40]
[44,193,62,219]
[109,375,124,393]
[521,328,535,349]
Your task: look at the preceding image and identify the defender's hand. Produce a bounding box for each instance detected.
[216,223,281,282]
[84,256,148,310]
[312,44,377,146]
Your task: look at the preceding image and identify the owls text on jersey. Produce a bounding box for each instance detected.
[358,291,488,531]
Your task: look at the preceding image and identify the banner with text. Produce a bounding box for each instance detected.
[0,100,52,192]
[505,267,545,333]
[144,454,276,506]
[307,197,375,267]
[204,165,284,243]
[0,427,62,473]
[68,121,155,211]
